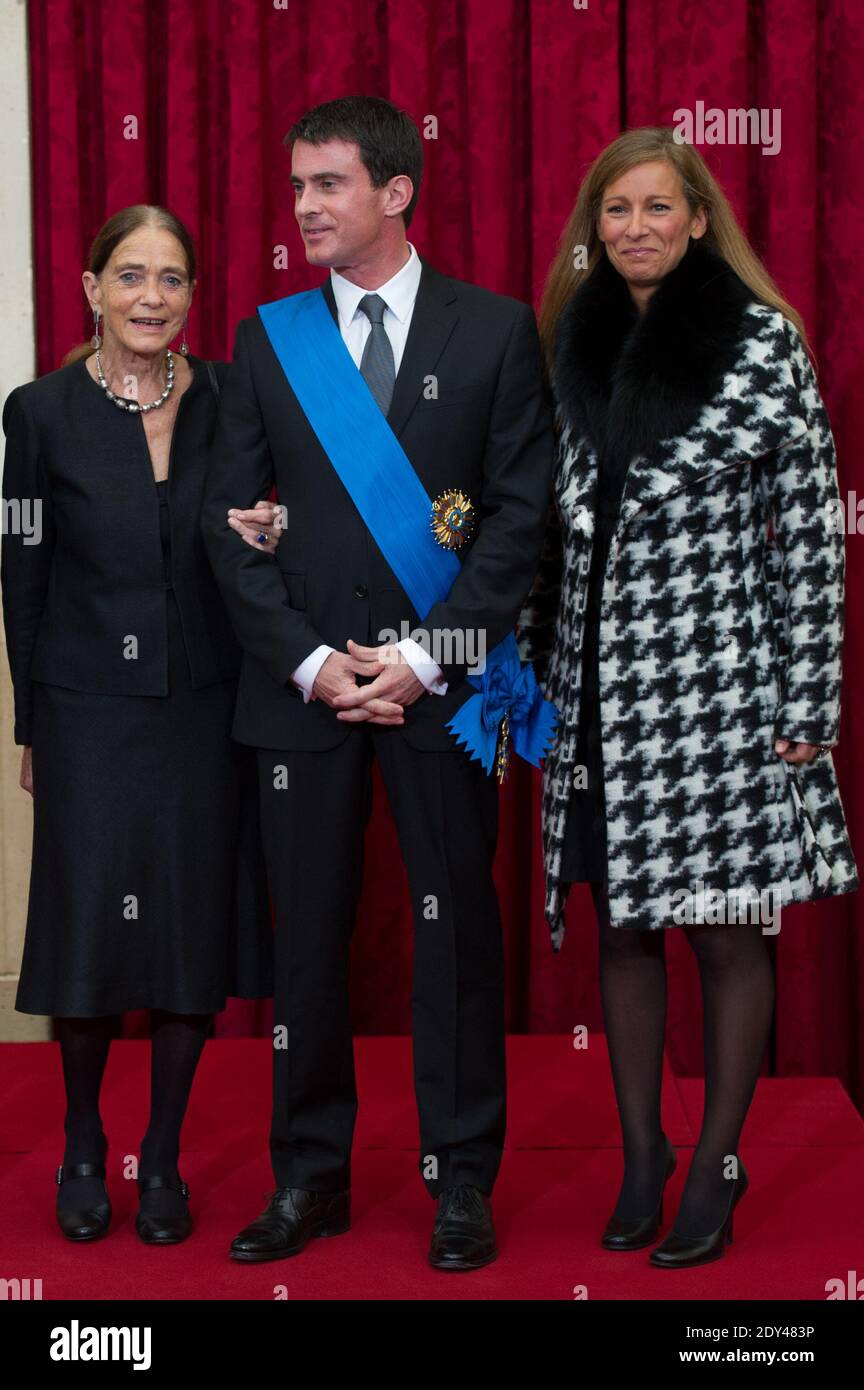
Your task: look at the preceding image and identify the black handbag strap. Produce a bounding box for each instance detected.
[204,359,220,399]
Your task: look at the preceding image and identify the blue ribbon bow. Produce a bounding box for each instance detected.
[447,632,557,774]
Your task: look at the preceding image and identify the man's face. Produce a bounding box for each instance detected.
[291,137,396,270]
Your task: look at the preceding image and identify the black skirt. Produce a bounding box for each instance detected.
[16,584,274,1017]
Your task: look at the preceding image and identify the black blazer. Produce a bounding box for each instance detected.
[1,355,240,745]
[201,260,555,751]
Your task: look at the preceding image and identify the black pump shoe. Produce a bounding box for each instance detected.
[601,1137,677,1251]
[649,1161,749,1268]
[55,1161,112,1241]
[135,1174,192,1244]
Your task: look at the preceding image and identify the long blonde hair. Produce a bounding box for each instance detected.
[538,127,809,376]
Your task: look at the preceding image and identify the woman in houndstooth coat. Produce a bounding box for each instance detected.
[517,128,858,1268]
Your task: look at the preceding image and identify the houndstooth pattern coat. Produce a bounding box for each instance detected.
[517,240,859,948]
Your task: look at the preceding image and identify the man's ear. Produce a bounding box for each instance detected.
[384,174,413,221]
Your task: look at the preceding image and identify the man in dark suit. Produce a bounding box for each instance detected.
[202,95,554,1270]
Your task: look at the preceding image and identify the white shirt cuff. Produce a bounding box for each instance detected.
[291,644,334,702]
[397,637,448,695]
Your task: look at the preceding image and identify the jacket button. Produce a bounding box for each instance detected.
[684,515,701,532]
[694,624,711,642]
[354,583,368,599]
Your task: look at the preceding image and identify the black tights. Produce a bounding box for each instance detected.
[54,1010,212,1215]
[591,881,775,1236]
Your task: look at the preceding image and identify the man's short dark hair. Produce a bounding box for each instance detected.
[285,95,423,229]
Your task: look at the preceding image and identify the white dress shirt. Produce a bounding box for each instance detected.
[290,241,448,702]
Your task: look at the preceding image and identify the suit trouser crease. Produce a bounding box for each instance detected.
[258,727,506,1198]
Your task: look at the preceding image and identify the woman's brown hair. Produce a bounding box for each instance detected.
[538,126,809,378]
[62,205,197,367]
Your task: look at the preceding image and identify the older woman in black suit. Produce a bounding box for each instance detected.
[1,205,278,1245]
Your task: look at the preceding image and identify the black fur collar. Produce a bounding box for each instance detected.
[553,238,755,464]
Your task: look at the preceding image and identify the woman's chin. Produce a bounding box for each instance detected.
[119,333,173,357]
[616,261,660,285]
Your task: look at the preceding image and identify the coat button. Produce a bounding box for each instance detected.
[684,515,701,532]
[694,624,711,642]
[354,583,368,599]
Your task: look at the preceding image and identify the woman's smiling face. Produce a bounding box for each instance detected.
[84,225,194,358]
[597,160,707,307]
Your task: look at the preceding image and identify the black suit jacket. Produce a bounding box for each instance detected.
[1,356,240,745]
[200,260,555,751]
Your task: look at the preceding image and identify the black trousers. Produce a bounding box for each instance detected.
[256,725,506,1199]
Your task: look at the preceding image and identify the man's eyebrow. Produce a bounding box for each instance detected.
[290,171,348,184]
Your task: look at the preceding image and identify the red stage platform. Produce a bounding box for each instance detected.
[1,1036,861,1300]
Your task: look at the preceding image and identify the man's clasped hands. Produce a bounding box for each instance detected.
[229,500,424,727]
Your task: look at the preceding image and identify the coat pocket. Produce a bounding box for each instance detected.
[781,760,835,889]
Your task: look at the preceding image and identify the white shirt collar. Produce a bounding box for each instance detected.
[329,242,421,330]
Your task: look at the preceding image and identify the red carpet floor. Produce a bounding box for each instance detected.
[1,1036,861,1300]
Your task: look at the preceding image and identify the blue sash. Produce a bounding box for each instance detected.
[257,288,556,775]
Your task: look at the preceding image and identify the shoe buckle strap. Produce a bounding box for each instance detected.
[137,1174,189,1197]
[56,1161,107,1184]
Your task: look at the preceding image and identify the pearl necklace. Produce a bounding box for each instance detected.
[95,348,175,413]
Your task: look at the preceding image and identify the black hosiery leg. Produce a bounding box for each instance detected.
[55,1014,120,1211]
[673,921,775,1236]
[592,882,670,1220]
[138,1009,212,1217]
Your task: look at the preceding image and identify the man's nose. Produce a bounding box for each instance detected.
[296,187,321,218]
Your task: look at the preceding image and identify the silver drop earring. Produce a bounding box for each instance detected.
[91,308,102,350]
[179,319,189,356]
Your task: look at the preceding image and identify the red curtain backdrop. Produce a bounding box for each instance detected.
[23,0,863,1106]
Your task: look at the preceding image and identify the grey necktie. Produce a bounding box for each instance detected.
[358,293,395,415]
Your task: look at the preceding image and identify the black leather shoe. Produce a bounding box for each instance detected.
[230,1187,351,1262]
[55,1162,111,1241]
[135,1174,192,1244]
[649,1161,749,1268]
[428,1184,498,1271]
[601,1137,677,1251]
